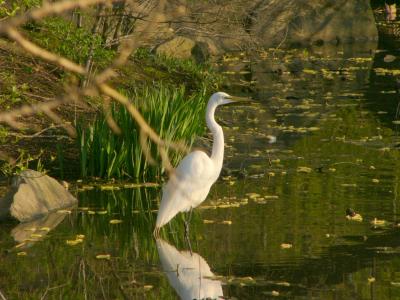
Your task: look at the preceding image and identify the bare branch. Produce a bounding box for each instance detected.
[140,130,156,165]
[6,125,66,139]
[0,94,79,137]
[102,96,122,134]
[42,107,76,137]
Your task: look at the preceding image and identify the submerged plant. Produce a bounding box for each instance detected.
[77,84,207,180]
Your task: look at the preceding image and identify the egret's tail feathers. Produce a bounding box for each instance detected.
[156,183,191,229]
[155,210,177,230]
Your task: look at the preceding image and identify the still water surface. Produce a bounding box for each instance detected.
[2,33,400,300]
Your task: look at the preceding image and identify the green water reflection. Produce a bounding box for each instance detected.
[4,33,400,300]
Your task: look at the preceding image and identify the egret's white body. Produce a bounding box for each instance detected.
[156,238,223,300]
[155,92,235,230]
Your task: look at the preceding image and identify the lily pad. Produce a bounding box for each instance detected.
[96,254,111,260]
[109,219,123,224]
[281,243,293,249]
[297,166,312,173]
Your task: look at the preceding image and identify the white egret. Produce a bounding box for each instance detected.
[154,92,244,234]
[156,238,223,300]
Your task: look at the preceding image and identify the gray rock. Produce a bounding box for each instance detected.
[0,169,77,222]
[155,36,218,63]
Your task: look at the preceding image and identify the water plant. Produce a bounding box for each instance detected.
[77,84,207,180]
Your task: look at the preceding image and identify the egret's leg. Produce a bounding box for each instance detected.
[187,207,193,223]
[184,207,193,237]
[184,220,189,237]
[184,231,193,255]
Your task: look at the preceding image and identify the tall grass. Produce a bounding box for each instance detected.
[77,84,207,180]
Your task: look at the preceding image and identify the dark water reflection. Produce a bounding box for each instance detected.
[4,29,400,300]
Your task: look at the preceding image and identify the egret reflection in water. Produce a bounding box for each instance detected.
[156,238,223,300]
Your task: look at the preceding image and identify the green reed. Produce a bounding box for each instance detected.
[77,84,207,180]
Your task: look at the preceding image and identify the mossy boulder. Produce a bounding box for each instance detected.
[155,36,217,63]
[156,36,196,60]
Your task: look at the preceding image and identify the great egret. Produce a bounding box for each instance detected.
[156,238,223,300]
[154,92,244,235]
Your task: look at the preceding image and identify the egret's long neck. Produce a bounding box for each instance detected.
[206,102,224,169]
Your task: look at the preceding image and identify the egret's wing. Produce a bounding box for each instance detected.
[156,151,212,228]
[156,239,223,300]
[174,150,211,181]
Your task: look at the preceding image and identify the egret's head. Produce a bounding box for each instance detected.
[209,92,249,106]
[209,92,233,106]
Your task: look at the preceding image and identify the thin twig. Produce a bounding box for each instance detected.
[102,96,121,134]
[6,125,67,139]
[0,96,77,136]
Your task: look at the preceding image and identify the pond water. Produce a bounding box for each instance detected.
[3,21,400,300]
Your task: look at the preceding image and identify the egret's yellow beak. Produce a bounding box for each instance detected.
[225,95,251,104]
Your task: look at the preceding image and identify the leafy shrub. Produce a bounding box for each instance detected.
[28,17,114,67]
[0,0,41,18]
